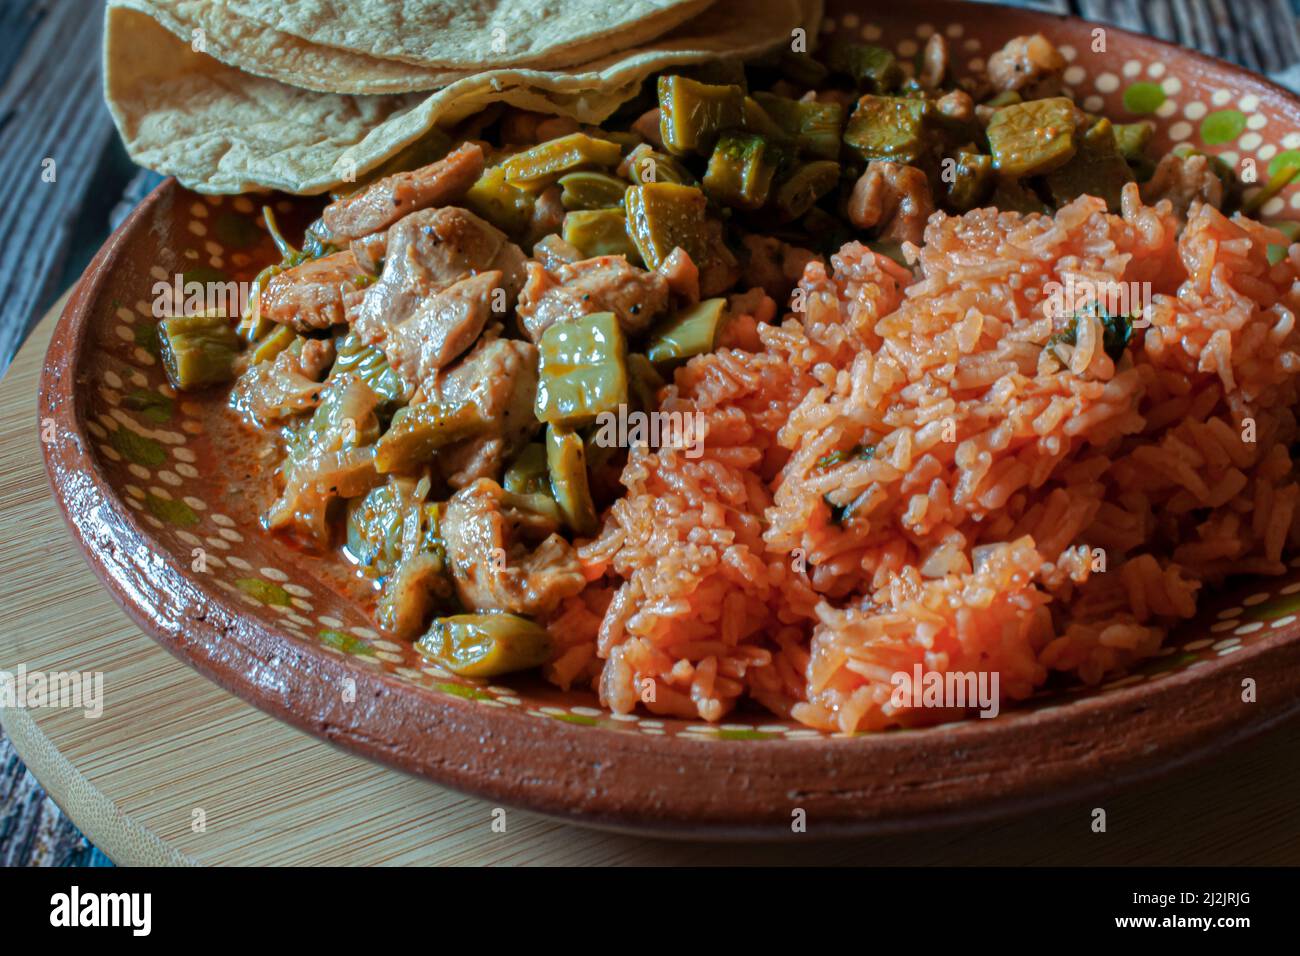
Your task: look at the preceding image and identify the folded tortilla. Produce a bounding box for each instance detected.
[112,0,475,94]
[104,0,823,195]
[217,0,717,71]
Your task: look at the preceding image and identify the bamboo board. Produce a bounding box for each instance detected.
[2,297,1299,865]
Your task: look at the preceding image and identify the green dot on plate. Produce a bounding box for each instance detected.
[1122,82,1165,114]
[1200,109,1246,145]
[1268,150,1300,179]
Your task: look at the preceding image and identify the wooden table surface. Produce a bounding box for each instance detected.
[4,0,1300,866]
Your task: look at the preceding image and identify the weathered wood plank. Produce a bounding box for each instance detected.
[0,0,116,376]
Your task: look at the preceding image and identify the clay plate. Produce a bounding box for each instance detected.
[40,0,1300,837]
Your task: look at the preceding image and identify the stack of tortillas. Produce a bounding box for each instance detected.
[104,0,824,194]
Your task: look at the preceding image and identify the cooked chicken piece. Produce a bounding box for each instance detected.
[229,345,325,426]
[524,185,566,251]
[657,246,699,303]
[699,219,743,298]
[320,143,485,242]
[536,116,580,141]
[919,33,948,89]
[351,206,526,344]
[516,254,670,341]
[260,251,369,332]
[350,231,387,273]
[499,109,545,145]
[741,235,819,303]
[532,233,584,271]
[1139,153,1225,218]
[299,338,336,380]
[383,270,500,390]
[808,88,856,109]
[935,89,974,125]
[985,33,1066,99]
[429,337,540,488]
[631,107,664,150]
[442,478,585,615]
[847,161,936,246]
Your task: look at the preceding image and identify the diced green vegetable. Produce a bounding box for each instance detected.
[1044,118,1134,211]
[741,96,792,144]
[773,160,840,219]
[624,182,709,269]
[828,41,901,93]
[802,206,855,257]
[986,97,1079,177]
[646,298,729,366]
[1113,121,1154,162]
[752,92,845,161]
[373,401,486,473]
[983,90,1022,109]
[681,59,748,90]
[501,133,623,189]
[249,323,297,365]
[623,143,696,187]
[535,311,628,427]
[987,177,1050,214]
[657,74,745,156]
[417,613,553,678]
[546,425,599,535]
[559,170,628,210]
[503,443,550,496]
[330,331,407,414]
[843,95,932,165]
[946,152,995,211]
[777,50,829,89]
[346,481,423,574]
[703,131,781,210]
[627,353,666,411]
[158,313,241,391]
[561,208,642,262]
[293,373,382,452]
[464,165,535,238]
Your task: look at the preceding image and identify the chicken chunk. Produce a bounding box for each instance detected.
[383,270,501,391]
[429,336,540,488]
[1139,153,1225,218]
[442,478,585,616]
[259,251,369,332]
[741,235,819,303]
[516,255,670,342]
[918,33,948,89]
[351,206,526,344]
[986,33,1066,99]
[657,246,699,303]
[321,143,485,242]
[847,161,936,246]
[350,232,387,273]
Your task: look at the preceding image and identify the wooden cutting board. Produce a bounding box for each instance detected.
[3,296,1299,865]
